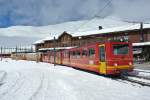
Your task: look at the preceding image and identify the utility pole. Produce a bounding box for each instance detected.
[31,46,33,52]
[140,22,144,42]
[53,36,56,66]
[0,47,2,61]
[15,46,17,60]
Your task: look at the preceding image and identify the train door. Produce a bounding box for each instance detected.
[99,44,106,74]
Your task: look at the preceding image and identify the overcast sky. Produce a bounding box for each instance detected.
[0,0,111,27]
[0,0,149,27]
[0,0,150,46]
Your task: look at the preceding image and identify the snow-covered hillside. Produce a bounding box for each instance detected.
[0,17,133,38]
[0,59,150,100]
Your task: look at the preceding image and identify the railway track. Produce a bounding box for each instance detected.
[0,71,7,86]
[120,70,150,87]
[120,75,150,87]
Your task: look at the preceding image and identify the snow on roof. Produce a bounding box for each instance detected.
[132,42,150,46]
[72,23,150,37]
[34,23,150,45]
[39,46,76,51]
[33,16,150,45]
[33,33,62,44]
[32,17,133,44]
[33,39,45,44]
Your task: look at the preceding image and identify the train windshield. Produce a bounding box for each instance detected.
[113,44,129,55]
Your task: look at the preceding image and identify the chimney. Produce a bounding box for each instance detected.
[140,22,144,42]
[98,26,103,30]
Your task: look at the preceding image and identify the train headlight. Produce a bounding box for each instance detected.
[129,62,132,65]
[114,63,118,66]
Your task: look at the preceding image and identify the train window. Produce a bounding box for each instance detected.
[70,51,75,58]
[76,50,81,58]
[69,51,72,58]
[99,46,105,62]
[89,48,95,58]
[65,51,69,58]
[64,51,66,57]
[73,51,75,56]
[113,44,129,55]
[68,51,71,58]
[82,49,87,57]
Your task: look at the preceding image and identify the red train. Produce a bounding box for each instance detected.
[42,41,134,75]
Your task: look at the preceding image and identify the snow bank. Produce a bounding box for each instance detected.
[0,59,150,100]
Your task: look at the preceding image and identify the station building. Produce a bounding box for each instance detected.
[34,23,150,61]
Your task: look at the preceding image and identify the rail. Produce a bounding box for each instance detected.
[120,70,150,87]
[120,75,150,87]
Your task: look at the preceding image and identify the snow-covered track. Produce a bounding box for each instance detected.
[127,70,150,80]
[134,69,150,73]
[0,72,22,99]
[129,74,150,80]
[120,75,150,87]
[0,71,7,84]
[29,72,45,100]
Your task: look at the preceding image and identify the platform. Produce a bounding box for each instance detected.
[134,62,150,70]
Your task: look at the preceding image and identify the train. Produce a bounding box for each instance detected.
[41,41,134,75]
[11,41,133,75]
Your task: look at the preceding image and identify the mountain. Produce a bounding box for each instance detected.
[0,16,133,38]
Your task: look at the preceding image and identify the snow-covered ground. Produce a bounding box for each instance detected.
[0,59,150,100]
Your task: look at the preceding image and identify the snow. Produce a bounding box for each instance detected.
[33,21,150,44]
[132,42,150,46]
[0,59,150,100]
[72,23,150,37]
[0,17,130,39]
[30,16,135,44]
[39,46,76,51]
[128,76,150,84]
[133,69,150,78]
[135,69,150,73]
[33,39,45,44]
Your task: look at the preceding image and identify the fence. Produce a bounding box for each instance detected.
[0,46,34,61]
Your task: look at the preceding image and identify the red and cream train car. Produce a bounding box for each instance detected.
[42,41,134,75]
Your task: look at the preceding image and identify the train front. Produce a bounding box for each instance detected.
[105,42,134,75]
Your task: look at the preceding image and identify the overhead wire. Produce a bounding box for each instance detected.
[75,0,150,33]
[75,0,113,31]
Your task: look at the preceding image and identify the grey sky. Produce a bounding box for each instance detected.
[0,0,150,27]
[0,0,150,46]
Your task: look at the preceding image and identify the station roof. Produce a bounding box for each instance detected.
[34,23,150,45]
[71,24,150,37]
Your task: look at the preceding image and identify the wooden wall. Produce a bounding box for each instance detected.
[35,29,150,51]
